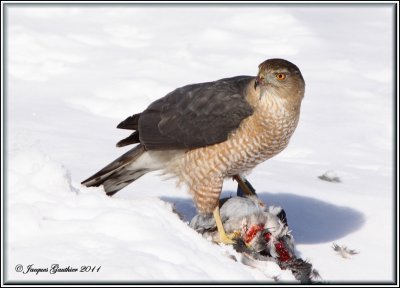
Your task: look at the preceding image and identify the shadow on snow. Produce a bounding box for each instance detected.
[161,191,365,245]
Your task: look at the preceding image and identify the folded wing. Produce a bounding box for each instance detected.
[117,76,255,150]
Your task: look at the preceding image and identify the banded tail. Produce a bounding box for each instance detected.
[81,144,148,196]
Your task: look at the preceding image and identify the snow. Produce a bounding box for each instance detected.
[4,4,395,283]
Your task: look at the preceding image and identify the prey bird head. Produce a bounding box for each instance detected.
[255,58,305,101]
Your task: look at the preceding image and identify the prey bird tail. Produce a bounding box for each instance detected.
[81,144,147,196]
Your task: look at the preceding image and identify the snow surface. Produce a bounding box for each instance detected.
[4,4,395,283]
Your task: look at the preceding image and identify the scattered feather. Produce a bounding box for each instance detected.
[332,243,359,258]
[318,170,341,183]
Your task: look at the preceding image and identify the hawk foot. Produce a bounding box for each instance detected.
[213,206,240,245]
[219,230,241,245]
[217,232,236,245]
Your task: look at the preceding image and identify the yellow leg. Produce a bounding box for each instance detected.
[233,175,254,196]
[213,205,236,244]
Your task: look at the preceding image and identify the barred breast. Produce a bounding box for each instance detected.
[168,91,301,187]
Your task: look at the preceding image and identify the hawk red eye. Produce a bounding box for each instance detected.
[275,73,286,80]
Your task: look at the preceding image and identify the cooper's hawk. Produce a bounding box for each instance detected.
[82,58,305,244]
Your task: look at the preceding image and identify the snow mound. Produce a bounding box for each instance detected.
[7,148,295,282]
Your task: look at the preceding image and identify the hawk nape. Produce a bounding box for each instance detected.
[82,58,305,244]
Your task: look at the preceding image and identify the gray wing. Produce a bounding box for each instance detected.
[117,75,254,150]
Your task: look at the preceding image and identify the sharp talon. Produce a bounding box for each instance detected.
[228,230,241,239]
[218,234,236,245]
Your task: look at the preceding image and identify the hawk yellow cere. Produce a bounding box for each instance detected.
[82,58,305,244]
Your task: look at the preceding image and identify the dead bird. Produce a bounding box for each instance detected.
[190,195,319,283]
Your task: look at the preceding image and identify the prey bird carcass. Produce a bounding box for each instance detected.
[190,195,320,283]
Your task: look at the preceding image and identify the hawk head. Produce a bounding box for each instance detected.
[254,58,305,100]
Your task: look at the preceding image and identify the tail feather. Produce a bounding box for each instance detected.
[117,113,141,130]
[116,131,140,147]
[81,144,147,195]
